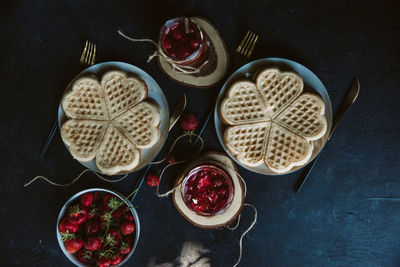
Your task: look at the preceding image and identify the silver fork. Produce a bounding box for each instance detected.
[40,41,97,158]
[236,31,259,59]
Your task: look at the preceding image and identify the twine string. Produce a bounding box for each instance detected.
[118,30,209,74]
[24,169,129,187]
[232,204,258,267]
[155,133,204,197]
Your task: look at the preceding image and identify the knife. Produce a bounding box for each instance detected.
[130,91,187,201]
[295,78,360,193]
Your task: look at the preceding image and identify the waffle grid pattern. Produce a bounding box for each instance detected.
[61,70,160,175]
[221,68,327,173]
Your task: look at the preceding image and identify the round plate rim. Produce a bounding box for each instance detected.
[58,61,169,175]
[214,57,333,176]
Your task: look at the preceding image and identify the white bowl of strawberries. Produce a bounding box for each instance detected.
[57,188,140,267]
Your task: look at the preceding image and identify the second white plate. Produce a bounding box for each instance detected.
[214,57,332,175]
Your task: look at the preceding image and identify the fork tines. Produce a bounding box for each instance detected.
[80,40,96,65]
[236,31,259,58]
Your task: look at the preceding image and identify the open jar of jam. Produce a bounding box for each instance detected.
[181,164,234,216]
[159,17,208,67]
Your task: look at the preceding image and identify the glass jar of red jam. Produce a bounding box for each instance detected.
[181,164,234,216]
[159,17,208,67]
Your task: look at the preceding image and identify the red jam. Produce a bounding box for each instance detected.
[160,18,205,64]
[182,165,234,216]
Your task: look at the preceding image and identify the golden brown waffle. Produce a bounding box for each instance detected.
[60,120,108,162]
[95,124,141,175]
[60,70,160,175]
[101,71,147,119]
[256,68,303,117]
[113,101,161,149]
[220,80,269,125]
[220,68,327,173]
[62,77,108,120]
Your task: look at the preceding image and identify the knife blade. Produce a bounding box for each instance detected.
[130,91,187,201]
[295,78,360,193]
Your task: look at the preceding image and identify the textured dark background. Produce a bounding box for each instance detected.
[1,0,400,266]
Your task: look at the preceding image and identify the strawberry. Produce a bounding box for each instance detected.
[87,206,97,220]
[124,212,134,222]
[68,205,87,225]
[97,257,112,267]
[62,232,83,254]
[124,235,135,245]
[120,221,135,235]
[84,236,102,251]
[119,240,132,255]
[112,206,127,221]
[146,173,160,187]
[80,192,94,207]
[180,113,198,132]
[99,210,113,223]
[84,220,100,235]
[76,248,93,263]
[104,227,121,246]
[111,254,123,265]
[58,217,79,234]
[103,194,121,211]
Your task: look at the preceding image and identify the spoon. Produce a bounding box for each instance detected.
[295,78,360,193]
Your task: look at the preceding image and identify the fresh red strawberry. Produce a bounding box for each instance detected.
[111,254,123,265]
[87,206,97,220]
[97,257,112,267]
[112,206,126,221]
[146,173,160,187]
[80,192,94,207]
[103,194,120,211]
[119,240,132,255]
[76,248,93,263]
[124,212,134,221]
[120,221,135,235]
[62,232,84,254]
[68,205,87,225]
[84,236,102,251]
[84,220,100,235]
[99,210,113,223]
[105,227,121,246]
[58,217,79,234]
[180,113,198,132]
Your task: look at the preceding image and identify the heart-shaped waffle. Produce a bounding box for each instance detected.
[101,71,147,119]
[60,70,160,175]
[62,77,108,120]
[220,68,327,173]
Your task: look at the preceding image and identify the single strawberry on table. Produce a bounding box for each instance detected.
[146,173,160,187]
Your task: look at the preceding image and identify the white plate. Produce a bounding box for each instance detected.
[214,58,332,175]
[58,61,169,174]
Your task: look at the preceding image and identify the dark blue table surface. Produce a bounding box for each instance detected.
[1,0,399,266]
